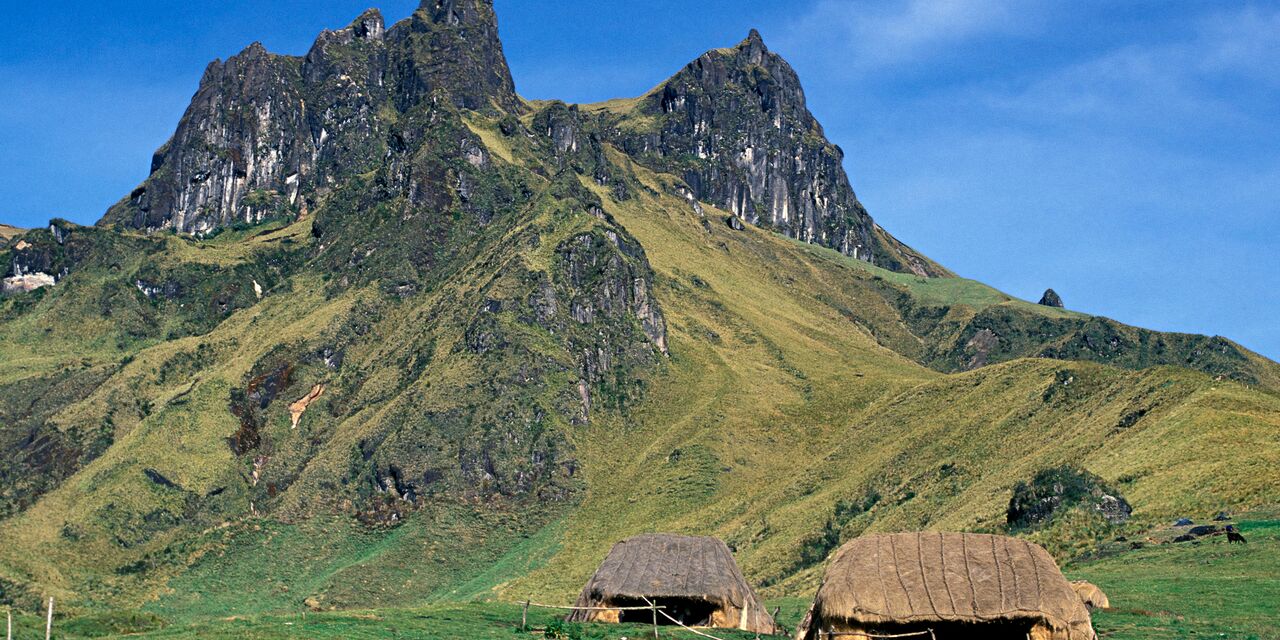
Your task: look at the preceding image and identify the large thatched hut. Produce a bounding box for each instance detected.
[795,533,1095,640]
[567,533,779,634]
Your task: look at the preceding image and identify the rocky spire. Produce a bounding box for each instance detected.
[1039,289,1065,308]
[386,0,522,113]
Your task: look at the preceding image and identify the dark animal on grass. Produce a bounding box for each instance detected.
[1226,525,1247,544]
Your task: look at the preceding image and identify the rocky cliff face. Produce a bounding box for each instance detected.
[611,31,946,277]
[3,221,79,294]
[102,0,520,234]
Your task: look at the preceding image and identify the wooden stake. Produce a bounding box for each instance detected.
[521,599,529,632]
[45,597,53,640]
[651,598,659,639]
[7,607,12,640]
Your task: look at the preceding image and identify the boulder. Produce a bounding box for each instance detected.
[1187,525,1218,537]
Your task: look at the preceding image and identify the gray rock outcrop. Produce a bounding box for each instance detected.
[1039,288,1065,308]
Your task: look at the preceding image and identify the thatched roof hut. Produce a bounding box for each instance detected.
[567,533,779,634]
[1070,581,1110,610]
[795,533,1095,640]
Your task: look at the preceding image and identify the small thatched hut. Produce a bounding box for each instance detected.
[568,533,779,634]
[1070,581,1110,610]
[795,533,1095,640]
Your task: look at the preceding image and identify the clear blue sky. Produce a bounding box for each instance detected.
[2,1,1277,360]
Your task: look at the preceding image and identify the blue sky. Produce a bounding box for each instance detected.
[2,1,1277,360]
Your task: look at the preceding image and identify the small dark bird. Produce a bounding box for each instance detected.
[1226,525,1247,544]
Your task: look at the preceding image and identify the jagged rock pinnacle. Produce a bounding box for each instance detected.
[1039,288,1065,308]
[741,28,768,61]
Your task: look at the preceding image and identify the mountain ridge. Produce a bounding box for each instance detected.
[95,0,940,276]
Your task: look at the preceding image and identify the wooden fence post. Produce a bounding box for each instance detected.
[650,597,659,639]
[45,597,53,640]
[521,599,529,632]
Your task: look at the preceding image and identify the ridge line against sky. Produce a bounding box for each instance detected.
[0,0,1276,360]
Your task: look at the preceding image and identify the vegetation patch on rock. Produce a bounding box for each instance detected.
[1008,465,1132,530]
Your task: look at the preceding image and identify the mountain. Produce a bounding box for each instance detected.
[1,0,1277,620]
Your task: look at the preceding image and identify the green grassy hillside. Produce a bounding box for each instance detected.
[496,162,1280,602]
[0,69,1276,640]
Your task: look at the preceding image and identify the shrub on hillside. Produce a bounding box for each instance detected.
[1008,465,1131,530]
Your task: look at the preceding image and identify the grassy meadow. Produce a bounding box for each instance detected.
[5,515,1275,638]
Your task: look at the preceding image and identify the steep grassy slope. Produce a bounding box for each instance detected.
[0,219,310,520]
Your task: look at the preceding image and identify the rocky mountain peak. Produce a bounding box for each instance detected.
[388,0,520,112]
[662,27,805,112]
[102,1,521,234]
[613,29,945,276]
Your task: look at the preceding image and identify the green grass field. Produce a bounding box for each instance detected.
[6,516,1274,639]
[1075,517,1280,640]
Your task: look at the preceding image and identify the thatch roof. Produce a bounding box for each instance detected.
[568,533,777,633]
[1070,581,1110,610]
[804,532,1094,639]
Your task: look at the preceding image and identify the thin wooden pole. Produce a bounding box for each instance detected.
[7,607,12,640]
[521,599,529,632]
[651,597,659,639]
[45,597,54,640]
[821,629,935,639]
[523,602,663,611]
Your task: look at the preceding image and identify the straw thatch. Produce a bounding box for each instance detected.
[1070,581,1110,610]
[796,533,1095,640]
[568,533,779,634]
